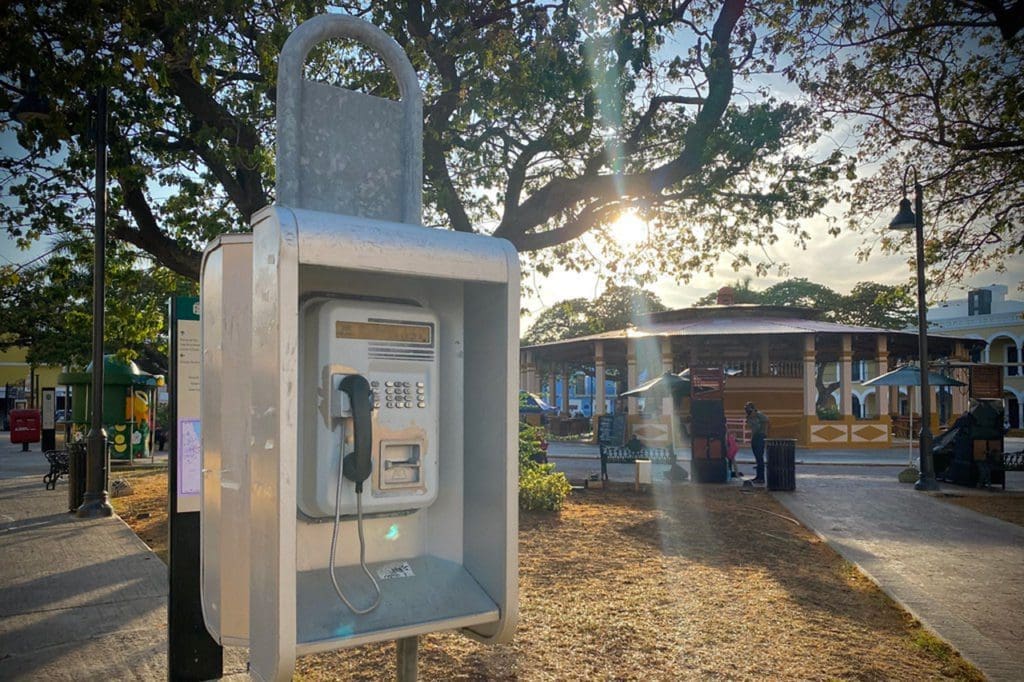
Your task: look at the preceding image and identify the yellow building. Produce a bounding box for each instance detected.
[0,346,65,416]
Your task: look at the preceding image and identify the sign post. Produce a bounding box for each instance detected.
[41,387,56,451]
[168,295,222,680]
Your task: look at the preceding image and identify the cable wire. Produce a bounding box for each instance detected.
[329,457,382,614]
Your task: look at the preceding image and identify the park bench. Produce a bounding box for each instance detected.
[43,449,69,490]
[994,449,1024,490]
[598,444,676,481]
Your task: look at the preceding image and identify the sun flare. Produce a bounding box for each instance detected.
[608,208,647,248]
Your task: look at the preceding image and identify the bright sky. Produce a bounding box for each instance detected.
[519,213,1024,330]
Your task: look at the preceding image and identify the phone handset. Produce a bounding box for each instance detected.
[330,373,381,614]
[339,374,372,493]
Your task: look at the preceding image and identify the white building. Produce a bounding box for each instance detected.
[927,284,1024,431]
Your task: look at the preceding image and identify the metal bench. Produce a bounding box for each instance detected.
[598,444,676,481]
[995,449,1024,490]
[43,449,69,490]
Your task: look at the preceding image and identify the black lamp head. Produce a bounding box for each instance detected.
[889,197,916,231]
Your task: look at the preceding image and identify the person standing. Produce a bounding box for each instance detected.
[745,401,769,483]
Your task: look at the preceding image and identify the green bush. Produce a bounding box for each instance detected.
[518,423,571,511]
[816,404,841,420]
[519,463,572,511]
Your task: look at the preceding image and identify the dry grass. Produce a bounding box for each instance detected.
[112,471,982,681]
[110,468,169,563]
[940,492,1024,528]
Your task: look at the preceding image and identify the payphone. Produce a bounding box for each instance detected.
[200,14,518,681]
[299,299,440,519]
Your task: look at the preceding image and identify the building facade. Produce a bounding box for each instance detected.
[521,303,983,448]
[927,285,1024,431]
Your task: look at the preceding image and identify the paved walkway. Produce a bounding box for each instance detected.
[0,441,168,680]
[775,466,1024,682]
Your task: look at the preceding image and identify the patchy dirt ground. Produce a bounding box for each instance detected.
[112,470,981,681]
[939,491,1024,528]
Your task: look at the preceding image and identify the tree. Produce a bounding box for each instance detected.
[523,284,666,345]
[693,277,916,329]
[2,0,844,289]
[840,281,916,329]
[771,0,1024,290]
[0,238,188,371]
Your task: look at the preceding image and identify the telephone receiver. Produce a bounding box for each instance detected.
[338,374,373,493]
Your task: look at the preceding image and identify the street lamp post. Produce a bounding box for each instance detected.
[78,86,114,517]
[888,166,939,491]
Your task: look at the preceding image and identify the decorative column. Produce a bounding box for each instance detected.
[950,342,969,417]
[759,338,771,376]
[594,342,606,417]
[802,334,817,444]
[524,351,537,394]
[626,338,638,414]
[875,335,890,418]
[660,337,673,373]
[840,334,853,420]
[546,369,556,408]
[561,364,571,416]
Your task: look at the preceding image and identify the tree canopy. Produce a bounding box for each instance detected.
[2,1,1018,364]
[772,0,1023,290]
[695,277,916,329]
[522,284,665,345]
[2,0,844,287]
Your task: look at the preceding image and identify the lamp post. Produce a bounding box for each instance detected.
[11,79,112,512]
[78,86,114,517]
[888,166,939,491]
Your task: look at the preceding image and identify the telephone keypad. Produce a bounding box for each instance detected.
[376,377,428,408]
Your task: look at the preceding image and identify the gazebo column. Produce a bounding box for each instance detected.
[802,334,817,444]
[626,338,638,413]
[875,335,890,419]
[951,342,969,416]
[594,342,606,418]
[840,334,853,421]
[660,337,673,373]
[523,351,538,394]
[546,368,556,408]
[759,338,771,376]
[560,363,571,416]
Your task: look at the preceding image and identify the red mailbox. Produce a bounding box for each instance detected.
[10,409,42,445]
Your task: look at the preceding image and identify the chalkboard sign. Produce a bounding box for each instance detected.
[597,414,627,446]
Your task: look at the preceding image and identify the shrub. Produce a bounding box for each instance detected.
[518,423,571,511]
[816,404,841,420]
[519,462,572,512]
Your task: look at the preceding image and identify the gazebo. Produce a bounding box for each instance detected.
[520,302,984,449]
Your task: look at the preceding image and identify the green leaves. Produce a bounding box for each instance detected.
[522,285,666,345]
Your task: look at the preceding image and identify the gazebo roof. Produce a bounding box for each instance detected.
[521,304,985,364]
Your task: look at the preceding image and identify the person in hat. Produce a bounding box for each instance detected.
[745,401,769,483]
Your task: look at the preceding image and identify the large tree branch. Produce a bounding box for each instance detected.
[162,61,268,220]
[108,127,202,280]
[493,0,743,245]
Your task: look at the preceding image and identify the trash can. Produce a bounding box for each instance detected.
[68,442,87,512]
[766,439,796,491]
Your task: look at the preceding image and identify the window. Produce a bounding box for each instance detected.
[968,289,992,316]
[852,361,865,382]
[851,395,862,419]
[1009,345,1020,377]
[573,374,587,396]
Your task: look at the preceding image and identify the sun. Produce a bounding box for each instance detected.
[608,208,647,248]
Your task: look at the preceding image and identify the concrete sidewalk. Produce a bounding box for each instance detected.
[0,441,168,680]
[774,466,1024,682]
